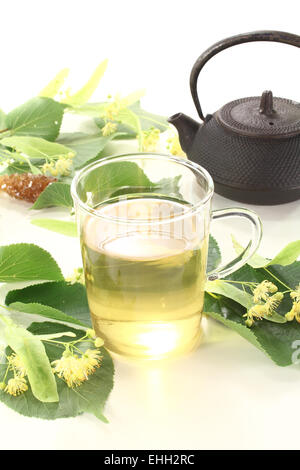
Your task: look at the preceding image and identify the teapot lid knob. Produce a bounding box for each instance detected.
[259,90,275,117]
[217,91,300,138]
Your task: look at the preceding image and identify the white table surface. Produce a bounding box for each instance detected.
[0,172,300,450]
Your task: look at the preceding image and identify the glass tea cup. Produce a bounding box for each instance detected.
[71,153,262,359]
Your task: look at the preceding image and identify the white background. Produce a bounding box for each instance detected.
[0,0,300,450]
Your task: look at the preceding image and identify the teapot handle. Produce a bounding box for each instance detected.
[190,30,300,122]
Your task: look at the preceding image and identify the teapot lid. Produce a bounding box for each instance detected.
[217,90,300,138]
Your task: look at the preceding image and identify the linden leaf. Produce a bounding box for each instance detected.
[207,235,221,273]
[0,316,58,402]
[0,322,114,421]
[62,59,108,106]
[39,68,70,98]
[80,160,152,200]
[1,136,74,160]
[8,302,88,328]
[120,89,146,107]
[204,295,263,352]
[205,280,253,309]
[204,293,300,367]
[223,262,296,323]
[232,236,300,268]
[31,219,77,237]
[115,108,142,138]
[95,101,169,134]
[0,109,6,130]
[58,132,116,169]
[130,101,169,131]
[0,244,63,283]
[68,102,107,117]
[31,182,73,209]
[5,281,91,326]
[205,279,287,324]
[267,240,300,267]
[5,97,64,141]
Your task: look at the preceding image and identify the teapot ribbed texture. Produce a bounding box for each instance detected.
[191,117,300,190]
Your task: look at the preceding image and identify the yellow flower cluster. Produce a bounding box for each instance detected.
[86,328,104,348]
[141,128,160,152]
[5,377,28,397]
[1,354,29,396]
[102,121,117,136]
[66,267,85,285]
[41,152,75,177]
[103,96,122,121]
[52,348,102,388]
[285,284,300,322]
[9,353,27,378]
[253,280,278,303]
[166,128,186,157]
[244,281,283,327]
[1,331,105,397]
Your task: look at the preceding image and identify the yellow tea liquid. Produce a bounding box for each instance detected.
[81,198,207,359]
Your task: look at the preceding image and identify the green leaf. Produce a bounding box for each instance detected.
[121,90,146,107]
[130,101,169,131]
[5,97,64,141]
[0,148,43,175]
[0,316,58,402]
[206,280,253,309]
[0,157,42,175]
[107,107,143,149]
[8,302,88,327]
[267,241,300,267]
[5,281,91,326]
[0,244,63,283]
[69,102,107,117]
[36,331,76,340]
[30,162,184,215]
[207,235,221,273]
[0,144,18,161]
[1,136,74,160]
[151,175,183,201]
[58,132,115,169]
[226,260,300,295]
[39,68,70,98]
[265,263,300,291]
[69,90,144,119]
[224,262,296,321]
[95,101,169,134]
[204,295,263,351]
[204,260,300,364]
[204,293,300,366]
[0,109,6,130]
[231,235,268,268]
[62,60,108,106]
[31,182,72,209]
[232,236,300,268]
[0,322,114,420]
[94,119,136,139]
[116,108,141,134]
[31,219,77,237]
[80,160,152,202]
[205,279,286,323]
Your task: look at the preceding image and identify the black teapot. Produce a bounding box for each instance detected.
[168,31,300,205]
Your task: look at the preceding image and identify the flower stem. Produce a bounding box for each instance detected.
[263,267,292,291]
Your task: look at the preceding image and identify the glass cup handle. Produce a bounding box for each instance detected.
[207,208,262,281]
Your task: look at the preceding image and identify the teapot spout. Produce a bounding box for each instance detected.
[168,113,200,154]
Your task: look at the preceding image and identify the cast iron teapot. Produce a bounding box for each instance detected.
[168,31,300,205]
